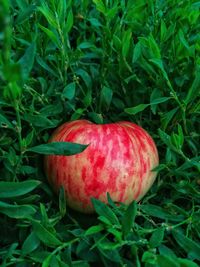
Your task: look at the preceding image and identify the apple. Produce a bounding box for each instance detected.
[44,120,159,213]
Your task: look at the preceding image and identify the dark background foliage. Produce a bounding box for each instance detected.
[0,0,200,266]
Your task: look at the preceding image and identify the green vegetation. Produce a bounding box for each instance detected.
[0,0,200,266]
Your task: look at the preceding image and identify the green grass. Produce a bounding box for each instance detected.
[0,0,200,266]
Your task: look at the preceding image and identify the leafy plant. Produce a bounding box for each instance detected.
[0,0,199,266]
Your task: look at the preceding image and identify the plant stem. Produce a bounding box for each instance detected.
[50,238,79,256]
[171,217,191,229]
[14,100,24,179]
[14,100,23,153]
[167,80,187,133]
[55,12,68,84]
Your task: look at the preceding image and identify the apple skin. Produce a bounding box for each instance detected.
[44,120,159,213]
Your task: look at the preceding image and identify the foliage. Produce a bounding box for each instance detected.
[0,0,200,266]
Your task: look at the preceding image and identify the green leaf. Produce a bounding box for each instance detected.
[149,58,175,96]
[171,133,182,150]
[21,164,37,176]
[177,124,184,148]
[63,82,76,100]
[149,227,165,248]
[142,251,156,264]
[57,257,70,267]
[122,201,137,237]
[158,129,174,149]
[71,108,85,121]
[23,113,56,128]
[125,104,149,115]
[132,42,141,63]
[113,34,121,51]
[159,244,177,259]
[98,215,113,226]
[83,90,92,107]
[0,113,14,129]
[38,24,60,47]
[1,243,18,267]
[18,42,36,81]
[139,56,158,75]
[76,238,98,262]
[149,58,169,82]
[160,19,167,42]
[78,41,96,49]
[107,228,122,242]
[177,258,199,267]
[42,254,54,267]
[91,198,120,226]
[112,97,125,110]
[141,204,185,222]
[25,130,34,146]
[72,261,90,267]
[151,97,171,105]
[172,229,200,260]
[28,141,88,155]
[29,251,50,263]
[4,82,22,101]
[92,0,106,13]
[40,103,63,116]
[192,2,200,8]
[59,186,66,217]
[15,0,27,9]
[88,18,102,27]
[125,97,171,115]
[32,220,62,247]
[65,9,73,33]
[0,201,36,219]
[36,56,59,77]
[88,112,103,124]
[152,164,167,172]
[22,232,40,255]
[161,107,179,130]
[3,63,22,83]
[84,224,104,236]
[100,86,113,107]
[0,180,41,198]
[122,29,132,58]
[98,238,121,250]
[15,4,36,24]
[178,29,190,50]
[37,2,57,28]
[98,246,122,263]
[57,0,68,24]
[40,203,50,226]
[156,255,180,267]
[148,34,161,59]
[105,4,118,20]
[185,65,200,105]
[150,88,162,114]
[75,69,92,89]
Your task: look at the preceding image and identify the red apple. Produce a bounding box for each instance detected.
[44,120,159,213]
